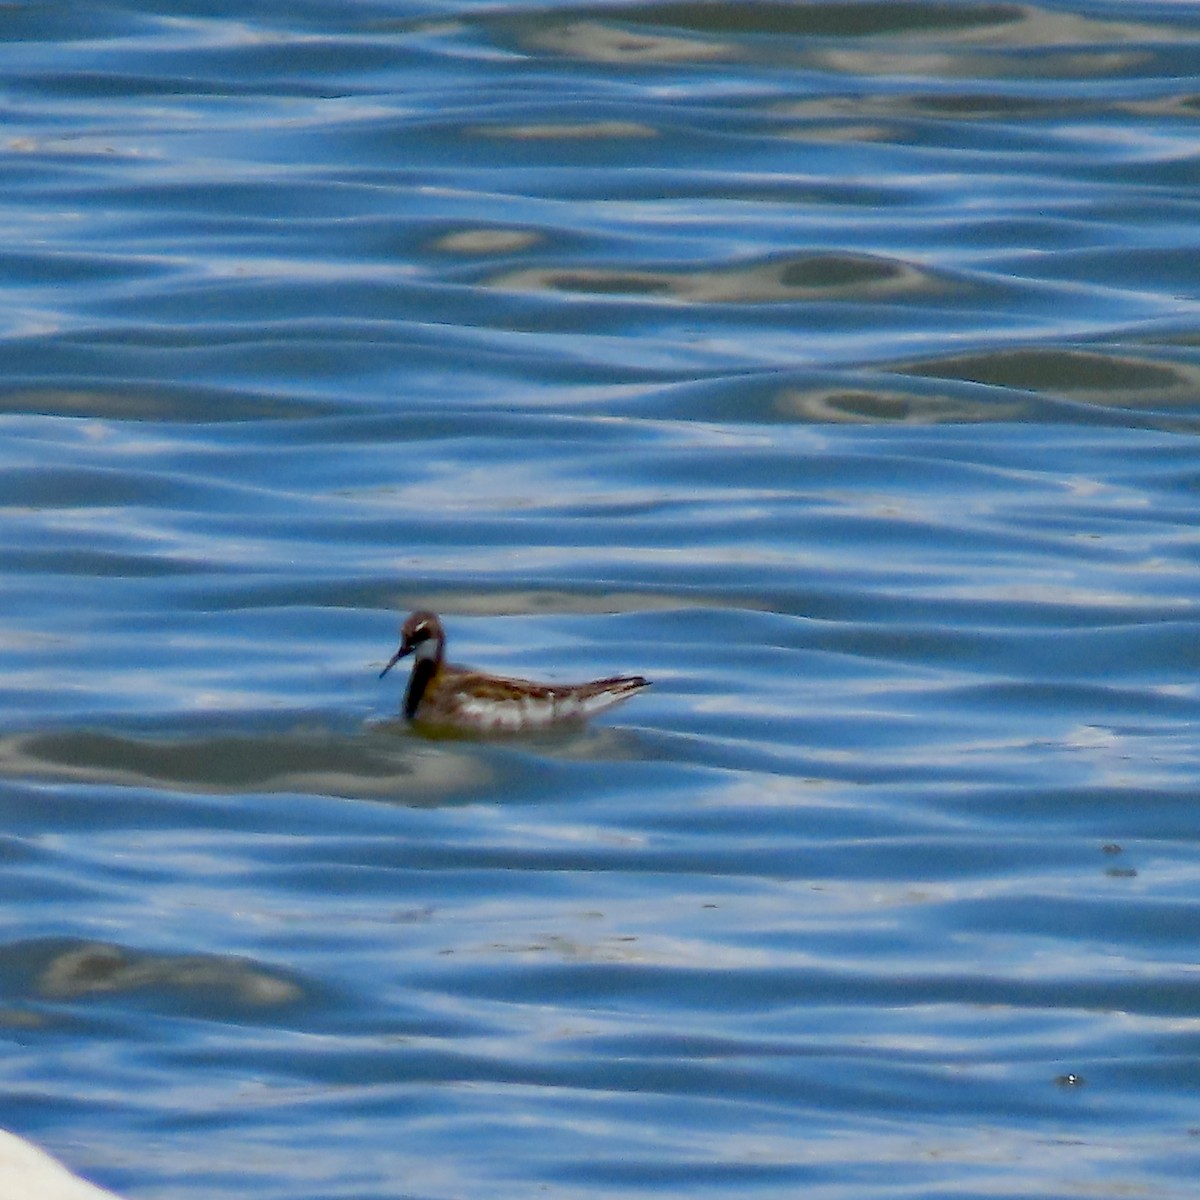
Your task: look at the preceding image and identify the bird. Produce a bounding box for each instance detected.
[378,610,649,735]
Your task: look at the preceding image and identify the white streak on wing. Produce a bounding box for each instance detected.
[451,681,642,732]
[575,690,632,719]
[455,696,542,732]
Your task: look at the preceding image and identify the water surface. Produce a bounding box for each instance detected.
[3,2,1200,1198]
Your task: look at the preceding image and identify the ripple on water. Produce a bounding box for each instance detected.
[3,1,1200,1198]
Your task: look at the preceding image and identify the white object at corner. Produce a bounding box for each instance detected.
[0,1130,122,1200]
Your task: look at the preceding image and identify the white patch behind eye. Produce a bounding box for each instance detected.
[413,636,439,662]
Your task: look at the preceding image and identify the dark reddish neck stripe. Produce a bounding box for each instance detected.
[404,656,438,719]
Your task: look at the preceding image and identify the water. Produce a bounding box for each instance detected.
[3,2,1200,1197]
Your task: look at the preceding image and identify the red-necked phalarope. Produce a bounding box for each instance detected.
[379,610,649,734]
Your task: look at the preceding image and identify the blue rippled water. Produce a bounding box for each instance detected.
[4,2,1200,1198]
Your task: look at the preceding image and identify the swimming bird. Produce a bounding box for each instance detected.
[379,610,649,734]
